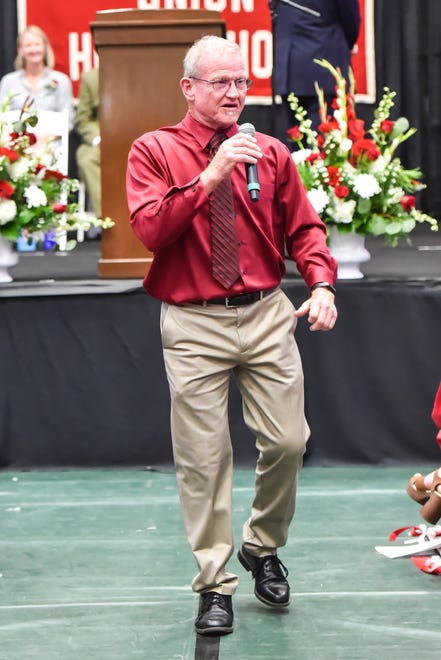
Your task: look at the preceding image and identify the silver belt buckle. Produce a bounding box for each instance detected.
[225,297,237,308]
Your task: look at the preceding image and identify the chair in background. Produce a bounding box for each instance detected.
[30,108,70,175]
[4,108,70,175]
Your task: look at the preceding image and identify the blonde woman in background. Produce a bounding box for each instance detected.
[0,25,74,129]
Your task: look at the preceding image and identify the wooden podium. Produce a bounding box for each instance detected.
[91,9,225,278]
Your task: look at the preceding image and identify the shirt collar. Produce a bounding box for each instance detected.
[182,112,238,151]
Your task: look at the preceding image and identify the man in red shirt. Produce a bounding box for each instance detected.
[126,35,337,636]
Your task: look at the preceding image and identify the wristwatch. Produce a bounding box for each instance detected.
[310,282,336,295]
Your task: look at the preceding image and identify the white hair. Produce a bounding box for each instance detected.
[183,35,242,78]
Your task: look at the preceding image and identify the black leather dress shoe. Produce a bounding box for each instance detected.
[238,545,290,608]
[195,592,234,635]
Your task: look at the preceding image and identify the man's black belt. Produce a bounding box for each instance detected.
[191,288,277,308]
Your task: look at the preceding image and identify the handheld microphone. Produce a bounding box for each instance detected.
[238,123,260,202]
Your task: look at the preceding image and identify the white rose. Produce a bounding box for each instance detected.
[24,184,47,208]
[0,199,17,225]
[291,149,312,165]
[307,187,329,214]
[8,157,33,180]
[353,173,381,199]
[328,198,356,224]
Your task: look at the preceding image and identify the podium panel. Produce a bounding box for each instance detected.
[91,9,225,278]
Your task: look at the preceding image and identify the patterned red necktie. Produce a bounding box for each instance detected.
[208,132,241,289]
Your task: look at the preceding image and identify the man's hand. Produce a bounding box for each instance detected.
[200,133,262,195]
[294,287,337,331]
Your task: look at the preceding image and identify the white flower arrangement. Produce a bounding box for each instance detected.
[0,96,113,250]
[287,60,439,246]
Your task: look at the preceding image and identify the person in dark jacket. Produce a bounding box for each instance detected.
[272,0,361,134]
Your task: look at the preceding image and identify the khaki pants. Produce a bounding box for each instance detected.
[160,288,309,594]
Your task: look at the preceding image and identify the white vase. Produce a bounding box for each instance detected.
[0,234,18,283]
[328,227,371,279]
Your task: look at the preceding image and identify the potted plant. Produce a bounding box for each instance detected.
[287,59,438,278]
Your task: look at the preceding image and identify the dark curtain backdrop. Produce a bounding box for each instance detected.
[0,0,17,79]
[1,1,440,218]
[373,0,441,219]
[1,282,440,469]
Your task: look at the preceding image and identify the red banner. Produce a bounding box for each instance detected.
[20,0,374,103]
[351,0,375,102]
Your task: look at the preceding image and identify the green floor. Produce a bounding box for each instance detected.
[1,466,440,659]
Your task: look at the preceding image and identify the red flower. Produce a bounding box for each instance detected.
[306,152,323,164]
[43,169,66,181]
[0,146,19,162]
[352,139,381,161]
[348,117,365,141]
[52,202,67,213]
[0,180,15,198]
[380,119,395,134]
[26,132,37,145]
[318,119,339,133]
[334,185,349,199]
[286,125,302,141]
[326,166,341,186]
[400,195,416,211]
[317,135,324,148]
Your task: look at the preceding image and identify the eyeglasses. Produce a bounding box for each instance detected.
[189,77,252,93]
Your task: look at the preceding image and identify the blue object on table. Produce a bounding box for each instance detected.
[43,231,57,251]
[16,234,37,252]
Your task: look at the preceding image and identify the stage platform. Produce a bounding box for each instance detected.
[3,225,441,288]
[1,226,440,469]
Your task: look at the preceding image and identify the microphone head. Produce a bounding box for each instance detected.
[238,122,256,137]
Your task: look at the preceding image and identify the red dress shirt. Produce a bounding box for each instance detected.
[126,112,337,304]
